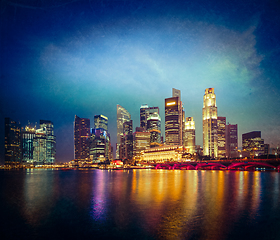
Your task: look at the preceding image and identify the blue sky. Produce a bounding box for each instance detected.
[1,0,280,162]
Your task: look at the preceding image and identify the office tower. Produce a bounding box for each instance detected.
[242,131,264,157]
[140,104,160,130]
[123,120,133,161]
[172,88,184,145]
[133,129,150,162]
[74,115,90,160]
[165,88,184,146]
[33,128,47,164]
[90,129,110,163]
[94,115,108,131]
[116,105,131,159]
[39,120,56,164]
[184,117,195,154]
[226,124,238,158]
[22,125,36,163]
[147,112,161,147]
[4,118,22,164]
[217,117,226,158]
[202,88,218,158]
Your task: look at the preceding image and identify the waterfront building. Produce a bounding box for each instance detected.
[226,123,238,158]
[242,131,264,157]
[22,125,36,163]
[217,117,226,158]
[116,105,131,159]
[74,115,90,160]
[33,129,46,164]
[133,128,150,162]
[183,117,195,154]
[147,112,161,147]
[202,88,218,158]
[39,120,56,164]
[4,118,22,164]
[140,145,184,162]
[90,129,110,163]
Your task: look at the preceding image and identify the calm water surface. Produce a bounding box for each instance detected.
[1,169,280,239]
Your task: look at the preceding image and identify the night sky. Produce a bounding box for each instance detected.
[1,0,280,163]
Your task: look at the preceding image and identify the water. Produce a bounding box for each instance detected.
[1,169,280,240]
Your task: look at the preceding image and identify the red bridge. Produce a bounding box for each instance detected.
[150,159,280,170]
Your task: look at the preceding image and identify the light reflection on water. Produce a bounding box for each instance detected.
[1,169,280,239]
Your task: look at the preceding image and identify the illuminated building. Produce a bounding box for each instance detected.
[165,88,184,146]
[33,129,47,164]
[94,115,108,131]
[140,104,159,130]
[116,105,131,159]
[147,112,161,147]
[133,128,150,162]
[184,117,195,154]
[242,131,264,157]
[123,120,133,161]
[217,117,226,158]
[202,88,218,158]
[90,114,111,162]
[140,145,184,162]
[22,125,36,163]
[4,118,22,164]
[74,115,90,160]
[226,124,238,158]
[39,120,56,164]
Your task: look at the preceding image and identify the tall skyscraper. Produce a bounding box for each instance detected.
[74,115,90,160]
[184,117,195,154]
[116,105,131,159]
[39,120,56,164]
[140,104,159,130]
[22,125,36,163]
[242,131,264,157]
[94,115,108,131]
[133,128,150,162]
[5,118,21,164]
[202,88,218,158]
[147,112,161,147]
[123,120,133,161]
[226,123,238,158]
[217,117,226,158]
[165,88,184,146]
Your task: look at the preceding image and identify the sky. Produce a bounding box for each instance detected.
[1,0,280,163]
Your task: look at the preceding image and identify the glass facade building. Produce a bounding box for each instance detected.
[147,112,161,147]
[74,115,90,160]
[165,97,180,145]
[226,124,238,158]
[22,126,36,163]
[217,116,226,158]
[116,105,131,159]
[202,88,218,158]
[184,117,195,154]
[4,118,22,164]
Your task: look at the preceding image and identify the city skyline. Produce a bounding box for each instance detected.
[1,0,280,163]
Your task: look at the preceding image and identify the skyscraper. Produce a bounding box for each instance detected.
[147,112,161,147]
[217,117,226,158]
[74,115,90,160]
[116,105,131,159]
[202,88,218,158]
[226,123,238,158]
[140,104,159,130]
[165,88,184,146]
[184,117,195,154]
[133,128,150,162]
[22,125,36,163]
[94,115,108,131]
[123,120,133,161]
[5,118,21,164]
[39,120,56,164]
